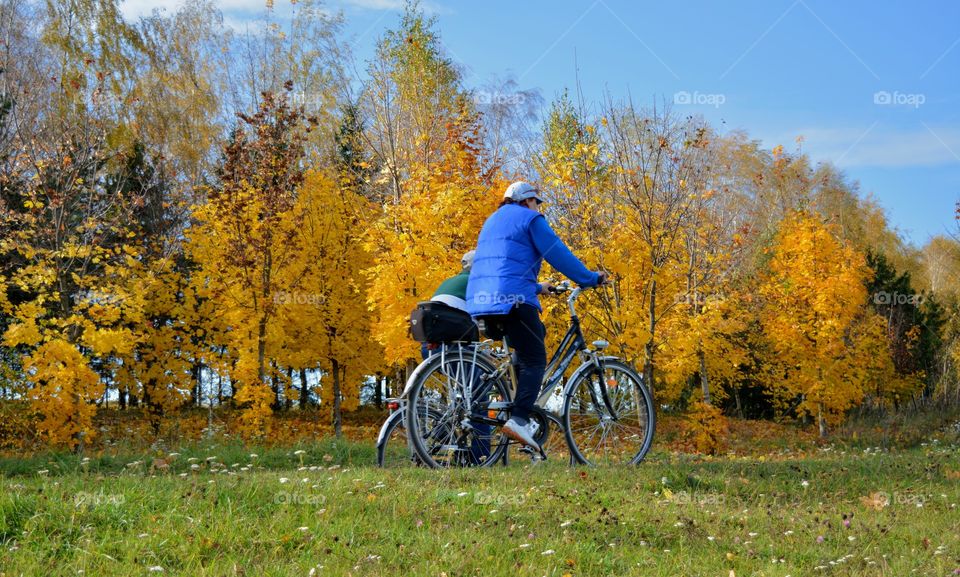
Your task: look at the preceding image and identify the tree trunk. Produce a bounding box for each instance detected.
[285,367,294,411]
[817,402,827,438]
[332,359,343,438]
[269,363,281,412]
[257,313,268,386]
[643,279,657,396]
[698,348,711,405]
[299,367,309,409]
[191,362,203,406]
[374,372,383,409]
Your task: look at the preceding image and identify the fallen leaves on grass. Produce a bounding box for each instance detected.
[860,492,889,510]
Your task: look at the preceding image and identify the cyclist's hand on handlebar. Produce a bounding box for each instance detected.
[596,271,611,286]
[539,281,556,294]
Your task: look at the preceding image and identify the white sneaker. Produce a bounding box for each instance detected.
[503,418,540,450]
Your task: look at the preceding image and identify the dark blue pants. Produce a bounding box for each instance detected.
[484,303,546,422]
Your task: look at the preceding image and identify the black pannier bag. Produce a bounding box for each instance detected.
[409,301,479,343]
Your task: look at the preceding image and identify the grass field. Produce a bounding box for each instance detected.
[2,436,959,577]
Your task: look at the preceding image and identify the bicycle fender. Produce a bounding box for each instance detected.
[399,358,436,399]
[561,356,622,397]
[376,410,405,446]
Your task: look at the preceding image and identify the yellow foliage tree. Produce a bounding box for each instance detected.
[366,108,503,369]
[757,211,895,435]
[187,88,311,437]
[277,170,383,436]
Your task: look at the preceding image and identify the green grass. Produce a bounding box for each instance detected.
[1,441,958,576]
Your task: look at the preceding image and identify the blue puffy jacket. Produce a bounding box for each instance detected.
[466,203,600,316]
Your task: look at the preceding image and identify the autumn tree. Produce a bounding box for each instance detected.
[276,170,382,437]
[360,1,463,202]
[187,86,312,436]
[756,211,895,435]
[366,105,503,369]
[601,103,715,400]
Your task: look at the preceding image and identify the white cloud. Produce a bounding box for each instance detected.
[766,124,960,169]
[119,0,189,20]
[332,0,450,14]
[339,0,404,9]
[120,0,302,22]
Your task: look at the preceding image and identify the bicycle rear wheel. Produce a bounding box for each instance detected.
[377,408,436,468]
[563,360,655,465]
[405,346,511,469]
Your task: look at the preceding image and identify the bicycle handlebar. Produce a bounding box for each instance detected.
[545,278,609,318]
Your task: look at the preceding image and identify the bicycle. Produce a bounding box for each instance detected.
[376,344,512,468]
[403,281,656,468]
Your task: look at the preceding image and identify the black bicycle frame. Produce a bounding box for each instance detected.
[540,317,587,395]
[467,310,619,429]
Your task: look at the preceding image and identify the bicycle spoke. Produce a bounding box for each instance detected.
[407,348,511,468]
[564,362,655,465]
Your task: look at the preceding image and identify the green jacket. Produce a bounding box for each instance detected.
[431,270,469,311]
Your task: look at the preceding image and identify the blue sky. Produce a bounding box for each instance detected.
[122,0,960,247]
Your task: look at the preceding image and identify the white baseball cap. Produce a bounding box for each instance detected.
[504,181,544,204]
[461,250,476,270]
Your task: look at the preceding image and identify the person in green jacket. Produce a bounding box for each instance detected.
[430,249,475,312]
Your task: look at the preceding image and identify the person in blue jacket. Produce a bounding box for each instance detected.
[467,181,607,451]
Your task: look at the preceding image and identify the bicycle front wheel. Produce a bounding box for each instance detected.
[405,347,512,469]
[563,360,655,466]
